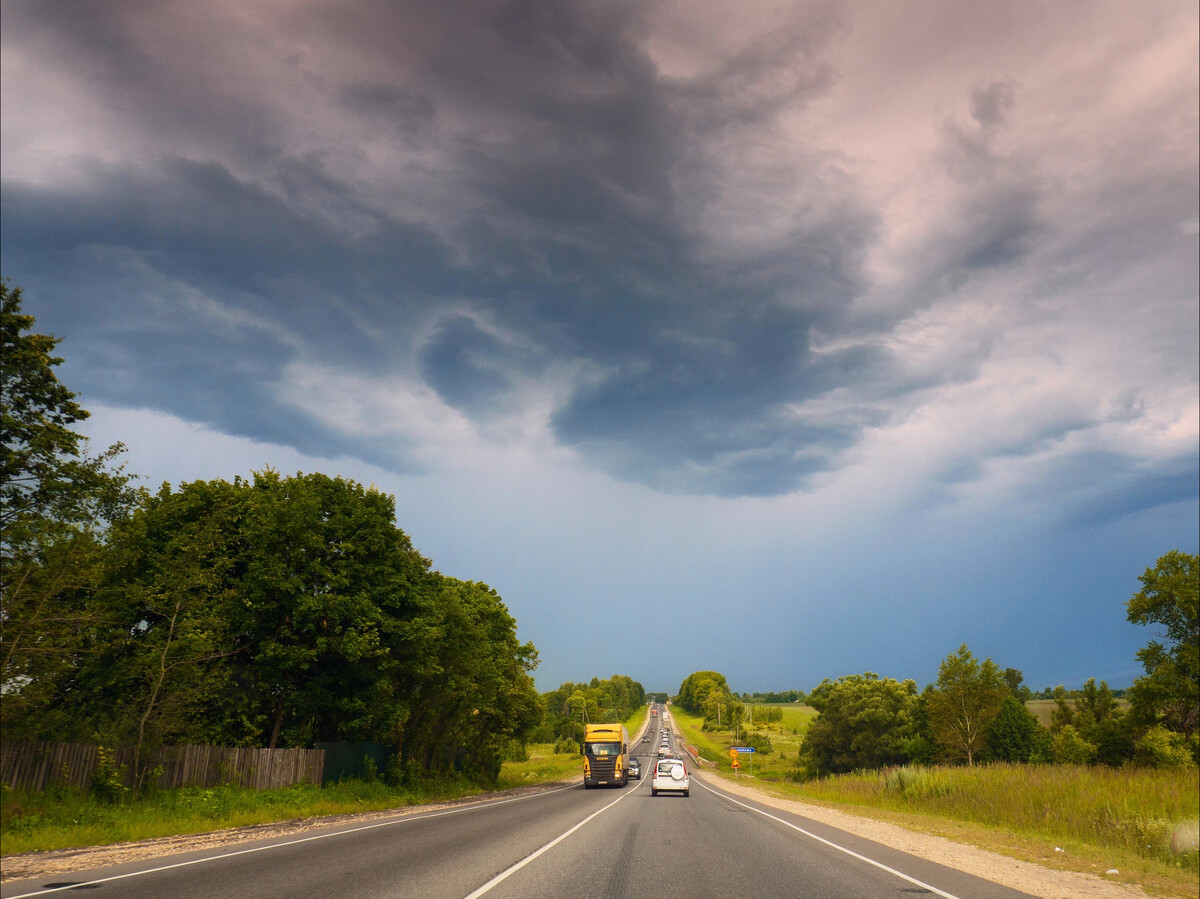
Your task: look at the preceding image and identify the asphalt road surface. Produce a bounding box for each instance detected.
[1,717,1035,898]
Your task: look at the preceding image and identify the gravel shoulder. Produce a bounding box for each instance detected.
[705,772,1154,899]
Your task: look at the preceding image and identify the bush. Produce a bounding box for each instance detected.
[90,747,129,804]
[504,740,529,763]
[1134,727,1196,769]
[553,738,579,755]
[743,732,773,755]
[1052,726,1097,765]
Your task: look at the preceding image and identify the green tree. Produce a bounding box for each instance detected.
[0,280,132,530]
[1051,725,1097,765]
[925,644,1008,765]
[1126,550,1199,739]
[801,673,921,776]
[400,575,540,782]
[1132,725,1196,769]
[93,479,242,784]
[675,670,729,714]
[1,281,139,734]
[984,694,1049,762]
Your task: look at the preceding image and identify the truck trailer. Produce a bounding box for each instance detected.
[582,723,629,788]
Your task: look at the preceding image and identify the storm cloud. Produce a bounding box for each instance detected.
[3,0,1196,689]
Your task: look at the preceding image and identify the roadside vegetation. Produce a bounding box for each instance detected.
[673,706,1199,896]
[670,550,1198,897]
[0,731,603,855]
[0,775,497,856]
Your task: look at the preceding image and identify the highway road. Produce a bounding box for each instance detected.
[1,710,1035,898]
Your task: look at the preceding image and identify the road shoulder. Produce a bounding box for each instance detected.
[0,780,580,883]
[700,774,1152,899]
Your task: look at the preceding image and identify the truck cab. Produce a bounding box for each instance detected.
[582,723,630,788]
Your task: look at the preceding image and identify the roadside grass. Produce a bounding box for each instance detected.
[1,742,585,856]
[494,742,582,790]
[671,703,817,781]
[672,706,1199,898]
[0,776,489,856]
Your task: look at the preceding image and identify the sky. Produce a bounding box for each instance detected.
[2,0,1196,696]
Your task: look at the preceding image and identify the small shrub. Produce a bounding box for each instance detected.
[362,755,379,783]
[504,740,529,763]
[1134,726,1196,769]
[743,732,773,755]
[90,747,129,804]
[384,753,404,787]
[1051,726,1097,765]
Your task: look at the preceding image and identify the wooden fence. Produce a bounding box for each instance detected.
[0,742,325,793]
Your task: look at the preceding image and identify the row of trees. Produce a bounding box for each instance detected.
[2,282,541,786]
[531,675,646,751]
[801,640,1193,776]
[675,549,1197,776]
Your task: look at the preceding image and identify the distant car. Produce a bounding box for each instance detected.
[657,746,670,758]
[651,758,689,796]
[628,758,641,779]
[642,735,650,742]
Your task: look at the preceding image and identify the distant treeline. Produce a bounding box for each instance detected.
[741,690,805,704]
[531,675,646,752]
[674,549,1197,776]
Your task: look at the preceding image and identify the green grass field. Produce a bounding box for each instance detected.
[670,703,1199,898]
[1025,698,1130,727]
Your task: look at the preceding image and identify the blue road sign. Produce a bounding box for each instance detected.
[734,747,756,753]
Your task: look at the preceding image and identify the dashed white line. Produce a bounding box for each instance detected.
[461,777,647,898]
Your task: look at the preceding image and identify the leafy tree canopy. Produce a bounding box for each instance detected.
[802,672,920,775]
[924,644,1008,766]
[1126,550,1199,739]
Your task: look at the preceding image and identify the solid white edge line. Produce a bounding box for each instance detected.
[693,779,963,899]
[461,777,645,899]
[4,784,577,899]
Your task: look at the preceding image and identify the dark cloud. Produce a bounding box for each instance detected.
[2,0,1194,503]
[418,314,528,414]
[1047,452,1200,529]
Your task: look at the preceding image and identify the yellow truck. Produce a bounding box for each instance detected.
[582,723,629,788]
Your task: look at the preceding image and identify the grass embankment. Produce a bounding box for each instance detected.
[1,740,593,857]
[673,704,1200,898]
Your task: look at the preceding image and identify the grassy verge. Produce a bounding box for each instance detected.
[1,742,583,856]
[494,742,583,790]
[0,777,483,856]
[672,705,1200,898]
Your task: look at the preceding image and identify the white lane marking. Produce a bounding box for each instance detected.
[4,785,577,899]
[694,780,963,899]
[462,777,646,898]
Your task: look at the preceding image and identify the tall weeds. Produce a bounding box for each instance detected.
[793,763,1199,869]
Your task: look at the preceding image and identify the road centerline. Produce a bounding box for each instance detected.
[462,779,646,899]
